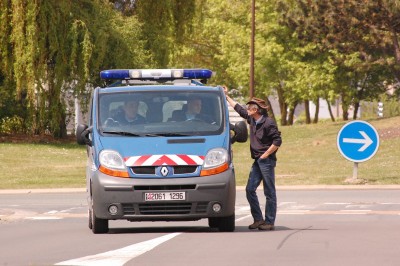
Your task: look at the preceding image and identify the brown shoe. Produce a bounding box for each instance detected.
[258,223,275,231]
[248,220,264,230]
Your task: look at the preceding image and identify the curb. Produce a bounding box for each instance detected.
[1,185,400,194]
[0,188,86,194]
[238,185,400,191]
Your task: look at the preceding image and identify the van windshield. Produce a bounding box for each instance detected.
[98,90,224,136]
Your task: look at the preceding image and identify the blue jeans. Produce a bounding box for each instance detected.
[246,157,277,225]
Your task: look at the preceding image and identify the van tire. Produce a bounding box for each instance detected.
[88,209,93,229]
[90,201,109,234]
[91,210,109,234]
[208,217,219,228]
[217,213,235,232]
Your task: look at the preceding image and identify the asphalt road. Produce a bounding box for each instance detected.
[1,188,400,266]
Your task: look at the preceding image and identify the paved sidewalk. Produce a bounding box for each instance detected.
[1,185,400,194]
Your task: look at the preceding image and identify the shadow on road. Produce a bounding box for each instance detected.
[107,225,326,234]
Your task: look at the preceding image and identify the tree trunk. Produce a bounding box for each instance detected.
[313,98,319,124]
[304,100,311,124]
[353,101,360,120]
[326,99,335,122]
[47,61,68,139]
[392,30,400,81]
[264,96,276,123]
[342,103,349,120]
[280,102,288,126]
[277,82,287,126]
[287,103,297,125]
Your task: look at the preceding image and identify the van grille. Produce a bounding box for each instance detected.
[196,202,209,213]
[131,166,156,175]
[139,203,192,215]
[130,166,198,175]
[122,204,135,215]
[122,202,209,215]
[134,185,196,191]
[174,166,197,174]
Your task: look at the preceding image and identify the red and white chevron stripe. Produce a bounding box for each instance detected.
[124,154,205,167]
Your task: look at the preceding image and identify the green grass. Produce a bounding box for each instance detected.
[0,116,399,189]
[233,116,400,186]
[0,143,86,189]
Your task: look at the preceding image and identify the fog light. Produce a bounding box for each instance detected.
[212,203,222,213]
[108,204,118,215]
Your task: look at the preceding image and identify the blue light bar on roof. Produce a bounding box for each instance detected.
[183,69,213,79]
[100,69,213,80]
[100,69,130,79]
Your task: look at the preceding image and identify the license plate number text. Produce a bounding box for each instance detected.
[144,192,185,201]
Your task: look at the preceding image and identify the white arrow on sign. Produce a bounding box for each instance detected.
[343,131,373,152]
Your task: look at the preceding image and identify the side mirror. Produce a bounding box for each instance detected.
[76,124,92,146]
[230,121,248,144]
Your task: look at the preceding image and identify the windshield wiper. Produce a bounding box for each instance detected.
[102,131,193,137]
[102,131,142,137]
[147,133,192,137]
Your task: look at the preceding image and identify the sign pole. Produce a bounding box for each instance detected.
[352,162,358,180]
[337,121,379,184]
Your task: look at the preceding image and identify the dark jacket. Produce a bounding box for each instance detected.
[234,103,282,160]
[170,110,214,124]
[113,111,146,125]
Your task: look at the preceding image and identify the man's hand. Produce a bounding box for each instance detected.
[222,85,238,108]
[222,85,228,95]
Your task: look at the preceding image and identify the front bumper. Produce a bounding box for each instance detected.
[89,168,236,221]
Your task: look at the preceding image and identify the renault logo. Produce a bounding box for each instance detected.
[160,166,169,176]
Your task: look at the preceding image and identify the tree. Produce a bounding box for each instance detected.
[278,0,400,120]
[0,0,149,137]
[132,0,196,68]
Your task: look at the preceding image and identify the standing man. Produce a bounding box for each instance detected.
[224,86,282,231]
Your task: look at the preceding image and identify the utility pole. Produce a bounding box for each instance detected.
[250,0,255,98]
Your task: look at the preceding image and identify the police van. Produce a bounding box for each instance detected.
[76,69,247,233]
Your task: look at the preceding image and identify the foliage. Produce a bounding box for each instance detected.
[361,94,400,119]
[277,0,400,120]
[0,0,149,137]
[0,116,25,134]
[133,0,196,68]
[0,0,399,138]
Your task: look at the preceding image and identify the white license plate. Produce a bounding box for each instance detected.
[144,192,186,201]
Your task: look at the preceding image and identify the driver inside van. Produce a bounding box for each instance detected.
[113,99,146,125]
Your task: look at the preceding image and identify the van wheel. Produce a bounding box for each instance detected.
[217,214,235,232]
[88,209,93,229]
[208,217,219,228]
[91,209,109,234]
[91,204,109,234]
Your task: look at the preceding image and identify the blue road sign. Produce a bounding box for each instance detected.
[337,121,379,163]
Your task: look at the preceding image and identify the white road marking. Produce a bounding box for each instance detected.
[55,233,181,266]
[323,203,351,205]
[278,202,297,206]
[345,205,372,209]
[278,210,310,215]
[335,210,372,215]
[26,216,62,220]
[235,214,252,222]
[235,206,250,215]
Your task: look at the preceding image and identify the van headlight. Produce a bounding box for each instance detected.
[201,148,229,176]
[99,150,129,178]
